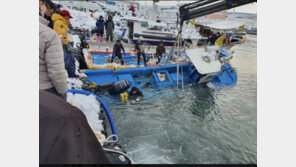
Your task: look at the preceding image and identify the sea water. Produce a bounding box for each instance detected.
[104,34,257,164]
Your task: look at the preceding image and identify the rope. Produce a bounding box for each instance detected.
[101,134,118,145]
[181,66,184,90]
[139,64,158,87]
[101,134,135,164]
[188,67,197,77]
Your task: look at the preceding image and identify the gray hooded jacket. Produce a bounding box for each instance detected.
[39,16,67,95]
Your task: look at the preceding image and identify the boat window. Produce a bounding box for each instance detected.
[141,23,147,28]
[132,74,150,83]
[157,72,167,81]
[148,26,162,31]
[128,22,134,39]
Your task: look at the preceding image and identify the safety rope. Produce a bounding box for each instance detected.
[101,134,135,164]
[101,134,118,145]
[139,65,157,88]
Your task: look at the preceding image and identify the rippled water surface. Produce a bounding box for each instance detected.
[106,35,257,164]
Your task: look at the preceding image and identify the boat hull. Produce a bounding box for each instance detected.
[84,63,199,88]
[208,63,237,88]
[131,39,175,46]
[84,62,237,90]
[83,49,237,90]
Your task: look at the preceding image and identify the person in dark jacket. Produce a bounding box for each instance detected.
[39,90,110,164]
[156,41,166,65]
[40,0,55,29]
[208,32,222,45]
[55,4,61,14]
[111,40,126,65]
[129,87,143,100]
[96,16,105,42]
[135,37,147,67]
[105,15,115,42]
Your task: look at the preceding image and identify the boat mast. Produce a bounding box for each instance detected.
[152,0,159,20]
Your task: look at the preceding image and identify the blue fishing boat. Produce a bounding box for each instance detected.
[82,46,237,94]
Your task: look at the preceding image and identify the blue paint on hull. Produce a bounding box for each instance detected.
[209,63,237,87]
[85,63,199,89]
[131,40,176,46]
[86,50,237,90]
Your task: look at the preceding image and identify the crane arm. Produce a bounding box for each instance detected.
[179,0,257,26]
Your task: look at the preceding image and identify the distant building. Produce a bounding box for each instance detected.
[202,10,227,20]
[226,12,257,20]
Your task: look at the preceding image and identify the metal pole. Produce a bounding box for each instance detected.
[176,36,180,88]
[177,61,179,88]
[165,13,180,65]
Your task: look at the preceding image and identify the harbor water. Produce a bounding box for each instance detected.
[106,34,257,164]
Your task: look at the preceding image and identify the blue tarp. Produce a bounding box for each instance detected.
[106,1,116,6]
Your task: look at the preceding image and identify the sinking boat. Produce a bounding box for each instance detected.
[81,45,237,93]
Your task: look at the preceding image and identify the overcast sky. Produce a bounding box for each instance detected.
[137,1,257,14]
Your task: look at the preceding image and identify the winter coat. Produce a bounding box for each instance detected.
[112,43,125,56]
[51,13,70,45]
[156,45,166,56]
[39,16,67,95]
[96,20,105,32]
[209,34,220,45]
[105,20,114,34]
[39,90,110,164]
[135,42,145,53]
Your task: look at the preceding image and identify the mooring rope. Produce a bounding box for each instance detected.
[101,134,135,164]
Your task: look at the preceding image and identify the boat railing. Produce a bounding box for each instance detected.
[86,41,172,53]
[89,53,189,66]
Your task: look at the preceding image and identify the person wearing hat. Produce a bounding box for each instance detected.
[156,41,166,65]
[105,15,114,42]
[52,9,72,45]
[52,10,79,78]
[135,37,147,67]
[39,0,67,98]
[111,40,126,65]
[96,16,105,42]
[55,4,61,14]
[39,0,55,29]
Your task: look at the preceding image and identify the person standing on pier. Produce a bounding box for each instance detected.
[111,40,126,65]
[105,15,114,42]
[135,37,147,67]
[96,16,105,42]
[156,41,166,65]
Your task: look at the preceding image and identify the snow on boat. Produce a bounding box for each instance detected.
[122,17,177,46]
[196,20,248,50]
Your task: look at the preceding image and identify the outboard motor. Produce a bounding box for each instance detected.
[108,80,130,95]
